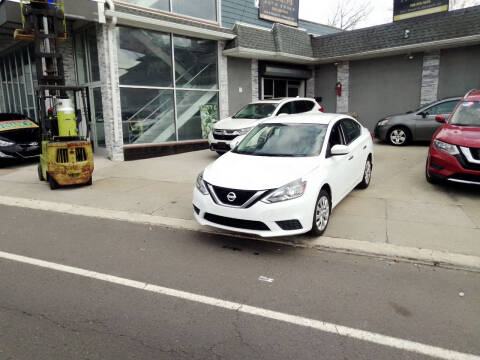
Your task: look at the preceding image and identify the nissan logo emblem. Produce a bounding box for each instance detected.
[227,192,237,202]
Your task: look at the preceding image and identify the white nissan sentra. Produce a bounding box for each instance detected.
[193,113,373,237]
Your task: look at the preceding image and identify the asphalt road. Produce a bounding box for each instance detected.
[0,204,479,360]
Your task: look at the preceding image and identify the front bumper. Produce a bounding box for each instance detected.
[374,125,389,141]
[428,146,480,185]
[0,145,40,160]
[192,187,315,237]
[208,132,235,153]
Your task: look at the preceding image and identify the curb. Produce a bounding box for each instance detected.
[0,195,479,272]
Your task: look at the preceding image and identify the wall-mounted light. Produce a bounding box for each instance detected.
[407,54,414,60]
[404,29,410,39]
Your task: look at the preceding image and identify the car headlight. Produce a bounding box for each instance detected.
[196,172,209,195]
[262,179,307,204]
[0,151,14,158]
[232,127,253,136]
[433,140,459,156]
[0,139,14,147]
[377,119,389,127]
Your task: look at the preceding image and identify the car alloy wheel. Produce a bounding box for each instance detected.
[312,189,331,236]
[389,128,408,146]
[358,158,372,189]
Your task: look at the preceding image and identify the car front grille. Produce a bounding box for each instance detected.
[455,153,480,171]
[204,213,270,231]
[470,147,480,160]
[213,133,237,141]
[209,185,258,207]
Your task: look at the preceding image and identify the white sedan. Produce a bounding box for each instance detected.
[193,113,373,237]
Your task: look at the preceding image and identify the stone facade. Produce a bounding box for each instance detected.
[306,66,315,98]
[251,59,259,102]
[97,24,124,161]
[218,41,229,119]
[420,52,441,105]
[336,61,349,113]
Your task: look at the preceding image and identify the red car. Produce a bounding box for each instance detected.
[426,90,480,186]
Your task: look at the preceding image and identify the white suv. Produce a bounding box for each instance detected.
[208,98,323,154]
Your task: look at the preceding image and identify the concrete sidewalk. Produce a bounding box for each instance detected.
[1,143,479,270]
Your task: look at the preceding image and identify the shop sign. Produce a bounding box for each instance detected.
[393,0,449,21]
[259,0,299,27]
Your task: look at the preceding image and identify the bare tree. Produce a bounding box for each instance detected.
[450,0,480,9]
[328,0,373,30]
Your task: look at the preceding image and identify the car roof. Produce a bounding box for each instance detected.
[251,97,318,105]
[465,90,480,102]
[262,113,351,125]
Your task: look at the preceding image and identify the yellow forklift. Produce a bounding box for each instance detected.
[14,0,94,190]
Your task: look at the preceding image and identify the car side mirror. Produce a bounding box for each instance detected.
[331,144,350,156]
[419,111,427,118]
[435,115,446,123]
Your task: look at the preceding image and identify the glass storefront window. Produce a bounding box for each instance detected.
[87,28,100,83]
[75,32,88,84]
[118,27,172,87]
[174,36,217,89]
[172,0,217,22]
[127,0,169,12]
[92,87,105,147]
[176,91,218,141]
[121,88,176,145]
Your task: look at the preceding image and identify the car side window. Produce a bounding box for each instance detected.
[426,101,459,116]
[293,101,315,114]
[341,119,361,144]
[326,122,345,156]
[277,102,294,115]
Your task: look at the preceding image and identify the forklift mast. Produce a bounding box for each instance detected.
[15,0,89,140]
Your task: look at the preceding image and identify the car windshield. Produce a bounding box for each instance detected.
[234,123,327,157]
[233,103,278,120]
[450,101,480,127]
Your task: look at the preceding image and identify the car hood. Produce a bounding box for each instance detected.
[378,113,412,124]
[435,124,480,148]
[213,117,264,131]
[203,151,319,190]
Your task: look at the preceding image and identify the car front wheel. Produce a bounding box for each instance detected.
[388,127,410,146]
[310,189,331,237]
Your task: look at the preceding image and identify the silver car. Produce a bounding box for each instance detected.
[374,97,460,146]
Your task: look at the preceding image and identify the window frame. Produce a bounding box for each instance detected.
[341,118,362,145]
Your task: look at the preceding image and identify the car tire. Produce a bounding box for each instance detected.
[388,127,411,146]
[357,157,372,189]
[426,157,439,184]
[86,177,93,186]
[37,163,44,181]
[48,175,59,190]
[310,189,331,237]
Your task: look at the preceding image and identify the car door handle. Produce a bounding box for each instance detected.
[348,155,354,160]
[363,145,367,150]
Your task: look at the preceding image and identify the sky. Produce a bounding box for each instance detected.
[298,0,480,29]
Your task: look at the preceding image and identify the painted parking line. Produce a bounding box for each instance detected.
[0,250,478,360]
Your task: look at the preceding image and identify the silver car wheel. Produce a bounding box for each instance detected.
[364,160,372,185]
[315,196,330,231]
[390,129,407,145]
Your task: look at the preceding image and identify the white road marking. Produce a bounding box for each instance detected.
[0,195,480,271]
[0,250,478,360]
